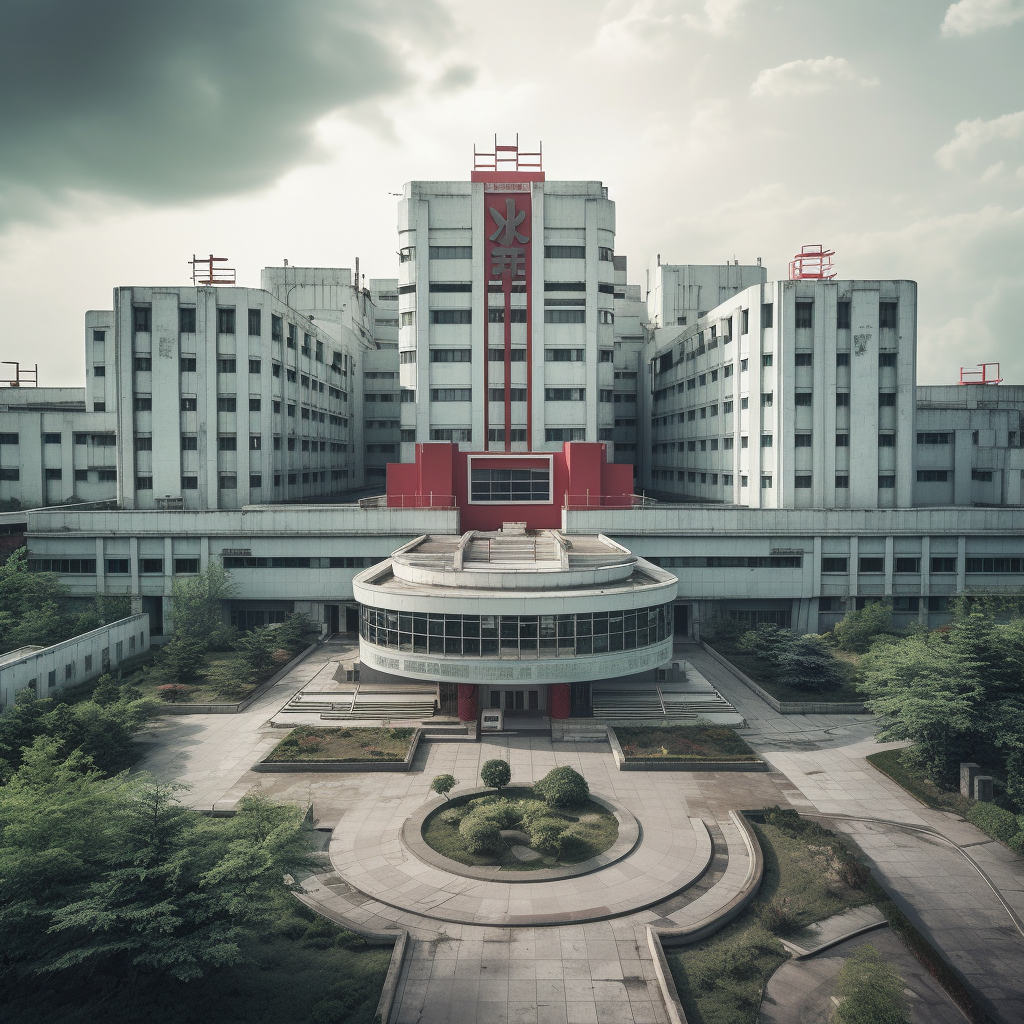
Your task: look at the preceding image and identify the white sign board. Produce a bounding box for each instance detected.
[481,709,504,732]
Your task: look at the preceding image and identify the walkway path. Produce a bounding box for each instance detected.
[684,643,1024,1024]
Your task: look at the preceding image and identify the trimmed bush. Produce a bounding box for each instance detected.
[480,759,512,792]
[554,823,590,859]
[439,806,468,826]
[535,766,589,809]
[833,944,910,1024]
[527,816,567,853]
[431,774,457,801]
[458,812,505,854]
[470,800,523,830]
[967,801,1020,844]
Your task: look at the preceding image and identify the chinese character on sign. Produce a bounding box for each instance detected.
[489,198,529,246]
[490,247,526,278]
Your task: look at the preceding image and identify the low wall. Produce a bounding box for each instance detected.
[700,642,869,716]
[159,641,319,715]
[252,728,423,773]
[607,726,768,772]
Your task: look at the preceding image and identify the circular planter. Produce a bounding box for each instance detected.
[400,785,641,882]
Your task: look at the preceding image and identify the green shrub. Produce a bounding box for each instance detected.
[430,774,457,801]
[756,896,798,935]
[535,765,589,809]
[480,758,511,792]
[458,811,505,854]
[517,800,551,828]
[527,816,567,853]
[469,799,522,830]
[777,634,846,692]
[554,823,590,859]
[439,806,468,826]
[831,601,893,653]
[833,944,910,1024]
[735,624,795,666]
[967,801,1020,843]
[1008,826,1024,855]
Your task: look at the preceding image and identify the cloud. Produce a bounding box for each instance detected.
[941,0,1024,37]
[0,0,448,227]
[935,111,1024,168]
[750,56,879,98]
[592,0,752,56]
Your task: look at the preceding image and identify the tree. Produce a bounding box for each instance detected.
[169,560,234,647]
[0,548,76,655]
[274,612,316,652]
[431,774,457,801]
[832,944,910,1024]
[831,602,893,653]
[534,765,589,809]
[778,634,846,692]
[480,758,511,793]
[233,628,278,676]
[735,624,795,666]
[159,634,208,683]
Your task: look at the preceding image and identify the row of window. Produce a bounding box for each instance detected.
[222,556,383,569]
[29,558,199,575]
[404,428,616,445]
[1,433,117,446]
[650,470,904,490]
[425,309,608,325]
[416,245,613,262]
[360,603,672,659]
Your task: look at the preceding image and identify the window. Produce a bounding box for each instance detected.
[92,329,106,342]
[140,558,163,574]
[917,470,949,482]
[429,282,473,293]
[174,558,199,574]
[917,433,950,445]
[249,398,261,411]
[837,301,851,329]
[740,397,749,409]
[75,469,88,481]
[740,358,748,371]
[217,396,236,412]
[879,302,898,328]
[217,358,236,374]
[972,469,993,482]
[879,352,897,367]
[931,557,957,573]
[795,433,812,447]
[105,559,130,575]
[431,349,472,362]
[859,557,884,573]
[836,393,850,407]
[488,308,528,323]
[740,475,748,486]
[219,475,237,489]
[836,352,850,367]
[181,397,197,411]
[545,388,585,401]
[249,435,261,451]
[217,308,236,334]
[136,476,152,490]
[247,309,262,336]
[836,433,849,447]
[835,475,849,488]
[471,468,550,503]
[133,306,151,332]
[878,475,895,488]
[181,435,198,450]
[762,303,773,328]
[546,348,585,361]
[723,401,733,414]
[287,324,297,349]
[724,363,734,377]
[430,428,472,442]
[181,475,198,489]
[94,401,105,412]
[94,364,106,376]
[0,433,18,445]
[761,392,773,407]
[401,389,416,403]
[134,395,152,411]
[488,387,506,402]
[489,348,527,361]
[795,353,812,366]
[431,388,472,402]
[400,311,415,327]
[600,349,613,362]
[248,358,261,374]
[762,354,773,367]
[180,356,197,372]
[822,557,848,572]
[741,309,749,335]
[761,475,773,489]
[401,429,416,442]
[429,245,472,259]
[250,474,262,488]
[544,310,586,323]
[546,428,586,442]
[179,307,196,333]
[287,369,296,382]
[878,433,895,447]
[795,302,813,328]
[760,434,773,447]
[879,392,896,407]
[794,475,812,488]
[795,392,812,406]
[740,436,749,448]
[895,558,920,573]
[598,309,614,324]
[723,437,734,450]
[544,245,586,259]
[510,388,527,402]
[0,467,21,481]
[965,557,1024,573]
[430,309,472,324]
[135,435,152,450]
[43,432,61,444]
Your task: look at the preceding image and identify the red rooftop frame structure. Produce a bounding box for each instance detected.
[190,254,236,286]
[789,244,836,280]
[959,363,1002,385]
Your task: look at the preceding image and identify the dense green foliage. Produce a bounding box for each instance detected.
[480,757,511,792]
[831,602,895,653]
[534,765,590,808]
[859,612,1024,807]
[430,774,457,800]
[832,944,911,1024]
[0,548,130,656]
[735,624,846,692]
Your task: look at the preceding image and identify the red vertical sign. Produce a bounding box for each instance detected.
[483,186,532,451]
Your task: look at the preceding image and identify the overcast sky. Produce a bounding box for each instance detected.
[1,0,1023,386]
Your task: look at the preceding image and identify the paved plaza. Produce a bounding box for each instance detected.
[133,640,1024,1024]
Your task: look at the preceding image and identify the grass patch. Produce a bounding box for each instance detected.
[266,726,415,763]
[712,644,865,704]
[865,748,974,816]
[666,809,874,1024]
[615,725,760,762]
[422,786,618,871]
[4,897,391,1024]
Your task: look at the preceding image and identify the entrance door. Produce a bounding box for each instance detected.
[438,683,458,717]
[674,603,689,637]
[345,606,359,633]
[570,682,592,717]
[327,604,340,635]
[492,689,540,713]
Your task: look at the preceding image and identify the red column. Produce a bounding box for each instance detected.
[549,683,570,719]
[457,683,478,722]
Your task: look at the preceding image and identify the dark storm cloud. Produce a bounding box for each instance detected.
[0,0,445,222]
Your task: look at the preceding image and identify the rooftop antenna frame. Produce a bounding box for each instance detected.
[473,134,543,174]
[190,253,235,286]
[959,362,1002,385]
[0,362,38,388]
[789,243,836,280]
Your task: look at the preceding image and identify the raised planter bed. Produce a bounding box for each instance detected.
[607,725,768,772]
[701,642,869,715]
[253,727,423,773]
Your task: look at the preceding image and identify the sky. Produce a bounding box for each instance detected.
[1,0,1023,387]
